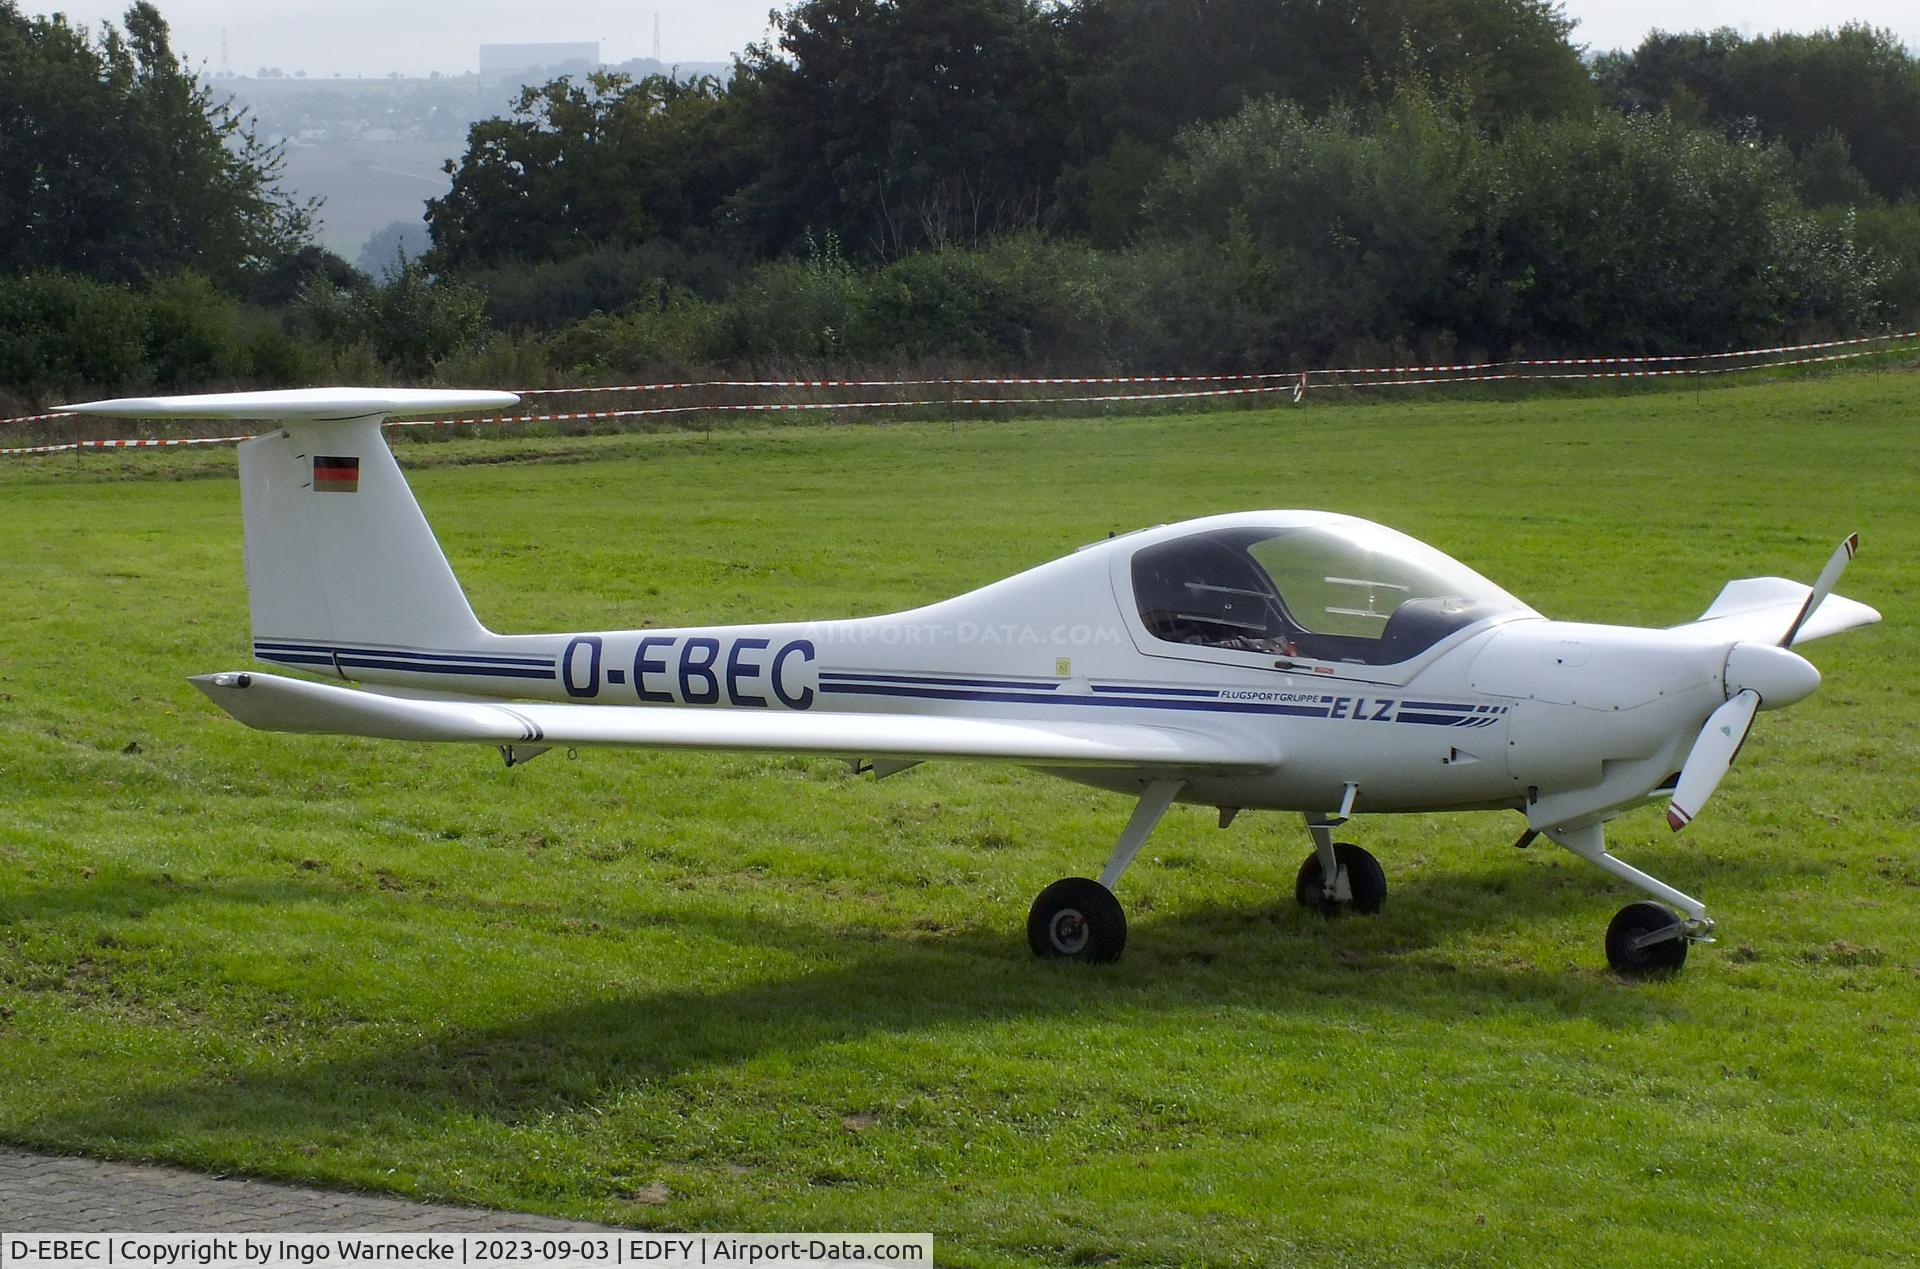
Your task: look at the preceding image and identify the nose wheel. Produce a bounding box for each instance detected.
[1294,841,1387,915]
[1604,901,1690,977]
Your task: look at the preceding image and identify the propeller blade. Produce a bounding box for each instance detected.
[1780,533,1859,647]
[1667,689,1761,832]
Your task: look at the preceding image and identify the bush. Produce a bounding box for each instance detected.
[541,287,722,380]
[1482,112,1875,351]
[0,269,341,401]
[1144,92,1882,360]
[434,333,553,390]
[0,271,148,397]
[298,261,488,378]
[143,272,247,389]
[1145,93,1488,360]
[845,236,1115,366]
[240,320,332,385]
[467,240,744,331]
[705,237,862,364]
[1844,199,1920,326]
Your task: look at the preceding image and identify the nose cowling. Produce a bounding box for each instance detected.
[1724,642,1820,710]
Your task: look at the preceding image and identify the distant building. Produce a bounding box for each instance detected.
[477,42,599,91]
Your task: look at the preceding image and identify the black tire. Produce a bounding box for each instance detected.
[1605,901,1689,977]
[1027,877,1127,963]
[1294,842,1387,916]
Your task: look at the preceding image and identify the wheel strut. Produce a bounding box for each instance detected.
[1544,821,1714,976]
[1029,779,1183,964]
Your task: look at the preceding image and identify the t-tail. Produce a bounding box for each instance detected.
[56,389,546,683]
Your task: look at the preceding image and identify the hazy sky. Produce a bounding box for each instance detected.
[18,1,1920,78]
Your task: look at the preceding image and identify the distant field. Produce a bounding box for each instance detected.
[279,140,454,258]
[1,375,1916,1265]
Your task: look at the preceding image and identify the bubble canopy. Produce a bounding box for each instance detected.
[1130,521,1534,666]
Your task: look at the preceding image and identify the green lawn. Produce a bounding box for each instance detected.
[1,375,1916,1265]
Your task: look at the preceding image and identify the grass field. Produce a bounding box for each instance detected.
[1,374,1916,1265]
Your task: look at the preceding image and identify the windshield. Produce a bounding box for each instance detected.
[1131,524,1525,665]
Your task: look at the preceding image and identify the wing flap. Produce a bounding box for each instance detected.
[1672,577,1880,646]
[190,672,1277,771]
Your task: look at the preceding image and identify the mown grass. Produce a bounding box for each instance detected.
[1,374,1916,1265]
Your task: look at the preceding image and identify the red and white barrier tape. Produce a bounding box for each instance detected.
[1317,328,1920,378]
[5,330,1916,455]
[0,433,257,456]
[512,371,1301,395]
[392,382,1304,429]
[1340,342,1908,388]
[501,329,1920,396]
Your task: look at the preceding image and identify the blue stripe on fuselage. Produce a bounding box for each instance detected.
[820,681,1335,718]
[819,670,1059,691]
[254,640,559,681]
[254,640,555,669]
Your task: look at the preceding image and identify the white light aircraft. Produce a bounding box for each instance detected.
[61,388,1882,976]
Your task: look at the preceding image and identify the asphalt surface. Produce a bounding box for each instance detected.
[0,1147,612,1232]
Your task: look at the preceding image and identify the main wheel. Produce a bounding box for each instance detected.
[1295,842,1387,915]
[1028,877,1128,963]
[1605,901,1689,977]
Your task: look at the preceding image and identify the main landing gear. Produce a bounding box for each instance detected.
[1027,788,1394,963]
[1028,779,1181,963]
[1544,822,1714,978]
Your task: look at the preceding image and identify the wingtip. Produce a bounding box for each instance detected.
[189,671,253,693]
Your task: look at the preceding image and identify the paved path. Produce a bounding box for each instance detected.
[0,1147,612,1232]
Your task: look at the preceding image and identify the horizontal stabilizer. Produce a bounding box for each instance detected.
[191,671,1279,772]
[57,387,518,422]
[1673,577,1879,646]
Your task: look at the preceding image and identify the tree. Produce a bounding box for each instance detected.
[734,0,1074,258]
[1596,24,1920,202]
[1727,25,1920,202]
[0,2,314,287]
[1054,0,1593,238]
[358,220,430,277]
[1145,91,1878,359]
[427,71,750,269]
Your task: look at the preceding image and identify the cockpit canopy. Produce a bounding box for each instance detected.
[1131,522,1528,666]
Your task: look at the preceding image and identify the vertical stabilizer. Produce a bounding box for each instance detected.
[56,387,524,681]
[55,389,521,668]
[239,417,488,654]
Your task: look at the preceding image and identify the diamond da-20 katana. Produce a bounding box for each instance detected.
[61,388,1882,975]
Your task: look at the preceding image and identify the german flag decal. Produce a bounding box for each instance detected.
[313,455,360,493]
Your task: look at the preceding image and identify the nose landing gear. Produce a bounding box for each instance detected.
[1546,821,1715,977]
[1294,812,1387,916]
[1294,842,1387,915]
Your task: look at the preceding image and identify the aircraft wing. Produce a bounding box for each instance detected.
[1672,577,1880,646]
[190,671,1278,772]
